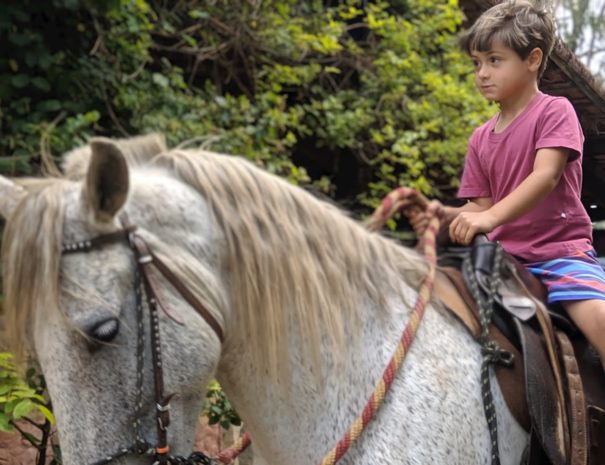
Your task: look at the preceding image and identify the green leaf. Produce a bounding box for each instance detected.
[8,32,32,47]
[219,419,231,430]
[12,399,34,420]
[188,9,209,19]
[0,413,13,432]
[152,73,169,88]
[10,74,29,88]
[31,77,51,92]
[37,100,62,112]
[34,404,55,424]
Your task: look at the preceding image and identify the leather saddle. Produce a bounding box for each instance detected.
[434,236,605,465]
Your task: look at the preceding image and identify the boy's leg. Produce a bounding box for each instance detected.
[562,299,605,371]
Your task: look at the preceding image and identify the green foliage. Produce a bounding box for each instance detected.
[203,380,241,431]
[0,0,494,214]
[0,353,54,432]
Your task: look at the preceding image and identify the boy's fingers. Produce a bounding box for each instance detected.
[409,214,424,226]
[404,205,422,220]
[464,226,478,245]
[427,200,444,217]
[449,219,464,244]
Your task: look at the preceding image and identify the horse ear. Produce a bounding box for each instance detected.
[0,176,26,219]
[85,138,129,223]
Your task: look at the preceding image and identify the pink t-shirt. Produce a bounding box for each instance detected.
[458,92,592,263]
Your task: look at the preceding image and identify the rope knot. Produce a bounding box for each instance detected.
[481,341,514,367]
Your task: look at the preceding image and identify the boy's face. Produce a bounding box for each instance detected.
[470,40,539,103]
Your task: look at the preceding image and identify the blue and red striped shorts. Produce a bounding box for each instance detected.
[525,249,605,304]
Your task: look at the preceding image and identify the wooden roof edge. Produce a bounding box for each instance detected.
[549,40,605,111]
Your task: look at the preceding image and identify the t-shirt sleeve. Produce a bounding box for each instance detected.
[457,132,491,199]
[535,98,584,161]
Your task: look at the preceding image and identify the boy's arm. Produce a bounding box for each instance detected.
[443,197,493,223]
[449,147,569,245]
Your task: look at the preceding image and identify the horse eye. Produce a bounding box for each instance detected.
[88,318,120,345]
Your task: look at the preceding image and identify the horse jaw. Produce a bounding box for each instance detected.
[0,176,25,219]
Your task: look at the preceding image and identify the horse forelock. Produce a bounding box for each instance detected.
[152,149,430,382]
[1,179,69,362]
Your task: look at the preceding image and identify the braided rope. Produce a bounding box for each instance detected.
[317,188,438,465]
[463,245,513,465]
[365,187,424,233]
[216,432,252,464]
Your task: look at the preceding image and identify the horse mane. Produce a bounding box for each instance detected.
[151,149,429,382]
[2,136,430,383]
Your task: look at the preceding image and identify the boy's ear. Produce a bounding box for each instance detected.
[527,47,543,73]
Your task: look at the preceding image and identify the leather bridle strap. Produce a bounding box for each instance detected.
[62,217,224,465]
[62,227,136,253]
[120,214,224,343]
[147,248,224,343]
[130,233,172,463]
[63,220,224,344]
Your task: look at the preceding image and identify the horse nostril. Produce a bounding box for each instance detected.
[90,318,120,343]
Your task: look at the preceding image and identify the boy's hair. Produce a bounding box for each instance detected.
[460,0,556,78]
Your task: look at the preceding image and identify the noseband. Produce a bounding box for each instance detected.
[62,215,223,465]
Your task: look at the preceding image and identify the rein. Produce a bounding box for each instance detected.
[316,187,439,465]
[62,215,223,465]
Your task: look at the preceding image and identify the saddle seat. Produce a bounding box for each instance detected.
[434,236,605,465]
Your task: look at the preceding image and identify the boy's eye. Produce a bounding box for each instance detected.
[489,56,501,63]
[472,60,480,68]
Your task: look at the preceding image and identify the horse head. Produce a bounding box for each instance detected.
[1,138,224,464]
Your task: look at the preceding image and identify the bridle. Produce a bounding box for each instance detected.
[62,214,224,465]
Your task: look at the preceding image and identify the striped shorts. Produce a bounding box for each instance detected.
[525,249,605,304]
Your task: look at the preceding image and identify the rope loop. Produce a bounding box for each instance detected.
[482,340,515,367]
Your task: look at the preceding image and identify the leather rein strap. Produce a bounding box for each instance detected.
[62,219,224,343]
[62,216,223,465]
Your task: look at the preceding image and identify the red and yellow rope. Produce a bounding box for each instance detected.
[217,431,252,464]
[319,187,439,465]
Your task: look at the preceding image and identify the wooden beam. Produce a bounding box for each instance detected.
[549,54,605,111]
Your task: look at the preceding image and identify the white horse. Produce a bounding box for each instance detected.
[0,135,528,465]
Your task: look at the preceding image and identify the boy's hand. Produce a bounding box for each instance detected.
[449,210,498,245]
[406,200,444,237]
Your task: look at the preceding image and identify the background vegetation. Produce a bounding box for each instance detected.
[0,0,493,213]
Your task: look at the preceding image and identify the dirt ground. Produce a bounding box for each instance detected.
[0,417,253,465]
[0,420,54,465]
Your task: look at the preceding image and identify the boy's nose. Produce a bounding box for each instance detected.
[476,66,489,79]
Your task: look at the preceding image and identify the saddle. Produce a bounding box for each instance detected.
[434,236,605,465]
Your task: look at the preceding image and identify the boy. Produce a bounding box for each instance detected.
[409,0,605,370]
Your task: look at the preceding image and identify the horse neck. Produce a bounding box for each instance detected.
[216,280,418,465]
